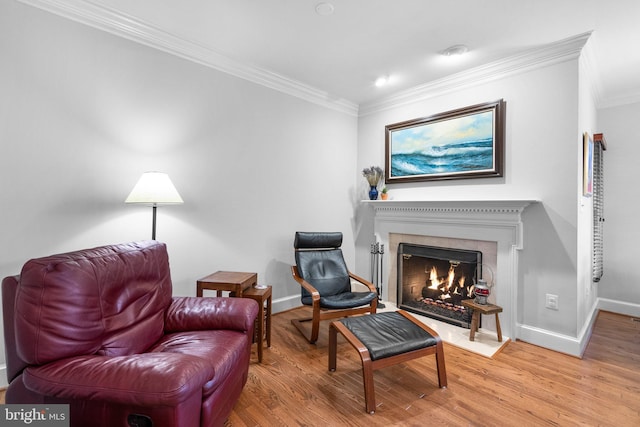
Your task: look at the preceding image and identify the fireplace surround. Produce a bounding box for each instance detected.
[368,200,536,341]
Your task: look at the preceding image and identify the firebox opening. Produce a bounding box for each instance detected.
[397,243,483,329]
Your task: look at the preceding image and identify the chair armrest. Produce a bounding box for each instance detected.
[291,266,320,303]
[348,272,378,294]
[165,297,258,333]
[23,353,213,406]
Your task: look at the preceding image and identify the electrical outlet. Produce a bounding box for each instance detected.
[545,294,559,310]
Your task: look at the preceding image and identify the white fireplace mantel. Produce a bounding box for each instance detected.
[365,199,535,222]
[366,199,538,341]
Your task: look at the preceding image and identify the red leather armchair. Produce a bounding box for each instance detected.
[2,241,258,427]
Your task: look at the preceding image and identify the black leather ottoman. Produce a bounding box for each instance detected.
[328,310,447,414]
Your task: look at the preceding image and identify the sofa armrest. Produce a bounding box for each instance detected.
[23,353,213,406]
[165,296,258,333]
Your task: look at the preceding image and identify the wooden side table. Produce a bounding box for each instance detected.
[461,299,503,342]
[196,271,257,298]
[242,285,272,363]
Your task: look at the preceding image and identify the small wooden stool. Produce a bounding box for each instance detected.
[461,299,503,342]
[242,285,272,363]
[329,310,447,414]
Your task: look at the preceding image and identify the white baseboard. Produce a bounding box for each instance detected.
[578,299,601,356]
[516,324,586,357]
[272,294,301,314]
[597,298,640,317]
[516,298,598,357]
[516,297,640,357]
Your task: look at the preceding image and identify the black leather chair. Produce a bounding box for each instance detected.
[291,232,377,344]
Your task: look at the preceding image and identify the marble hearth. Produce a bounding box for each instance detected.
[367,200,536,341]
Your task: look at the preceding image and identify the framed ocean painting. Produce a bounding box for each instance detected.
[385,99,505,183]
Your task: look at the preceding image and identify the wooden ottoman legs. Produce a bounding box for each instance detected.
[329,312,447,415]
[330,321,377,413]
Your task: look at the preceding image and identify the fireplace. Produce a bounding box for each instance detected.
[397,243,482,328]
[368,199,537,341]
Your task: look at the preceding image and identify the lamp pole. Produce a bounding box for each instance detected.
[151,204,157,240]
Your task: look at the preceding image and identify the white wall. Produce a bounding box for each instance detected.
[356,58,591,354]
[597,102,640,309]
[0,2,358,385]
[577,43,599,335]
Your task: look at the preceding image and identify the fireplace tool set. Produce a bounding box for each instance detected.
[370,241,386,308]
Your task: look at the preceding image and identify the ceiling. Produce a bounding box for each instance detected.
[24,0,640,111]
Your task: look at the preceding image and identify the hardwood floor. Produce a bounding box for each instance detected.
[229,309,640,426]
[2,310,637,425]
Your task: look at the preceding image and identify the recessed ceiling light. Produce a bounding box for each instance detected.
[440,44,469,57]
[375,76,388,87]
[315,2,335,16]
[375,75,396,88]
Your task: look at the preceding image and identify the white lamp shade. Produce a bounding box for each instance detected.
[125,172,184,205]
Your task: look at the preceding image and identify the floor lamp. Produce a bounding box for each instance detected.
[125,171,184,240]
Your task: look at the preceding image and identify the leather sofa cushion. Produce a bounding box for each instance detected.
[149,330,249,397]
[22,352,213,406]
[15,241,172,365]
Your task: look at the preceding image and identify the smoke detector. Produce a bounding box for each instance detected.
[315,2,335,16]
[441,44,469,57]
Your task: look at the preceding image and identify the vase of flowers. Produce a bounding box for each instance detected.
[362,166,383,200]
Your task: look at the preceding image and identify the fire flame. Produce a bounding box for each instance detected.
[447,266,455,290]
[429,264,462,301]
[423,262,476,304]
[428,266,440,289]
[467,285,475,298]
[413,260,480,319]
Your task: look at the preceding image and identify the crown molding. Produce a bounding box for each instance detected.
[579,36,603,106]
[19,3,621,116]
[597,90,640,109]
[359,32,593,116]
[581,34,640,109]
[17,0,360,116]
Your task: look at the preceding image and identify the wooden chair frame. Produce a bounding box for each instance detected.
[290,266,377,344]
[328,310,447,414]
